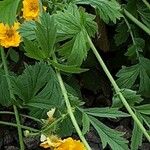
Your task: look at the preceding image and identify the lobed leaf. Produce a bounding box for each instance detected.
[89,116,129,150]
[112,89,143,108]
[76,0,122,23]
[12,62,63,109]
[55,4,97,66]
[82,107,129,118]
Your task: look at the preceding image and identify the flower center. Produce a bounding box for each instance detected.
[29,2,38,11]
[6,29,15,38]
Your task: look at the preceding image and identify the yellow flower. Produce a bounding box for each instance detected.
[40,135,63,149]
[55,137,86,150]
[22,0,40,20]
[0,22,21,48]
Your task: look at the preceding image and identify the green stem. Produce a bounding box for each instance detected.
[0,47,25,150]
[52,56,91,150]
[42,115,66,133]
[0,120,39,132]
[0,111,42,123]
[142,0,150,10]
[87,35,150,142]
[123,9,150,35]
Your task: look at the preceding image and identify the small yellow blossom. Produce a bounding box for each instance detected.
[40,135,62,149]
[55,137,86,150]
[22,0,40,20]
[0,22,21,48]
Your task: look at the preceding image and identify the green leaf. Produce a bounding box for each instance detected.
[139,57,150,97]
[131,111,143,150]
[112,89,143,108]
[76,0,122,23]
[0,0,20,25]
[55,4,97,65]
[135,104,150,115]
[89,116,129,150]
[50,60,88,74]
[9,48,19,63]
[82,107,129,118]
[125,38,145,59]
[29,107,48,119]
[82,112,90,135]
[116,57,150,97]
[137,1,150,28]
[116,64,140,88]
[142,115,150,128]
[23,38,45,60]
[12,62,63,109]
[114,21,129,46]
[0,69,11,106]
[20,21,36,40]
[35,13,57,58]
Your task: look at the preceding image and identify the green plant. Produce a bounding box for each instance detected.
[0,0,150,150]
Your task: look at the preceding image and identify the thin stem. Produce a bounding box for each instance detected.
[51,56,92,150]
[123,9,150,35]
[87,35,150,142]
[0,111,42,123]
[0,47,25,150]
[41,115,66,133]
[123,17,140,59]
[0,120,39,132]
[142,0,150,10]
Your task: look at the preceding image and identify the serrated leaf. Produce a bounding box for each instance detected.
[114,21,129,46]
[112,89,143,108]
[20,21,36,40]
[89,116,129,150]
[125,38,145,59]
[0,0,20,25]
[131,111,143,150]
[76,0,122,23]
[50,60,88,74]
[116,57,150,97]
[116,64,140,88]
[12,62,63,109]
[139,57,150,97]
[23,38,45,60]
[26,81,62,109]
[82,113,90,135]
[135,104,150,115]
[55,4,97,66]
[35,13,56,58]
[0,69,11,106]
[82,107,129,118]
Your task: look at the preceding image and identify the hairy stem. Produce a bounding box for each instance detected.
[51,56,92,150]
[87,35,150,142]
[123,9,150,35]
[0,47,25,150]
